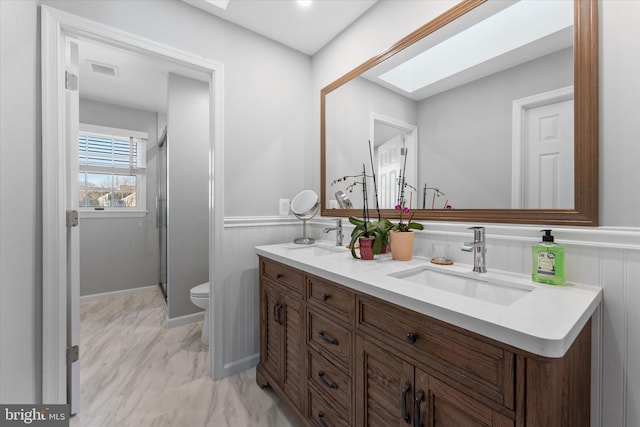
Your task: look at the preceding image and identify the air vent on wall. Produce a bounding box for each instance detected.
[88,60,118,77]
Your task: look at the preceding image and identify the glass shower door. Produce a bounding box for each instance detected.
[158,127,168,300]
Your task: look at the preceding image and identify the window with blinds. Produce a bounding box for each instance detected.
[78,126,147,210]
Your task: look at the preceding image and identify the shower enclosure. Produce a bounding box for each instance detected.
[157,126,168,300]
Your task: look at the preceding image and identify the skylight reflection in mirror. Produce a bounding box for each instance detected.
[378,0,573,94]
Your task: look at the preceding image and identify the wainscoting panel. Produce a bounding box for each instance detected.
[220,218,639,427]
[218,217,315,377]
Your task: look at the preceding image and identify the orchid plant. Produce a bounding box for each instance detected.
[392,194,424,232]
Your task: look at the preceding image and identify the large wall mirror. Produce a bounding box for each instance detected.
[321,0,598,226]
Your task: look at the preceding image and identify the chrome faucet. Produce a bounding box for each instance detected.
[461,226,487,273]
[323,219,343,246]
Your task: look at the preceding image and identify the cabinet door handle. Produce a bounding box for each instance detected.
[321,293,330,302]
[277,302,284,325]
[273,302,279,323]
[318,331,338,345]
[406,332,417,344]
[414,389,425,427]
[401,382,411,424]
[318,412,331,427]
[318,371,338,389]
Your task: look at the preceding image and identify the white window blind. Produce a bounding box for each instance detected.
[78,124,148,210]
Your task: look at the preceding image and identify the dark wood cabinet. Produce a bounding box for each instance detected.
[257,259,305,412]
[257,256,592,427]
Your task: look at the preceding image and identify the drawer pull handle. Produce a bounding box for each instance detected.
[318,331,339,345]
[318,371,338,389]
[318,412,331,427]
[406,332,417,344]
[321,293,330,302]
[276,273,283,279]
[401,382,411,424]
[414,389,425,427]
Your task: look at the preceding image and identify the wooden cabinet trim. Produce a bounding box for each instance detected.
[257,256,592,427]
[307,308,353,374]
[260,257,305,291]
[356,293,515,408]
[305,273,355,325]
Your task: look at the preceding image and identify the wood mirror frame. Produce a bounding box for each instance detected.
[320,0,598,226]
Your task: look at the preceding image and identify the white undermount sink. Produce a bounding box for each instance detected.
[285,242,347,257]
[390,265,534,306]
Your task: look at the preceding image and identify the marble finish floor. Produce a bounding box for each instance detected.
[72,286,302,427]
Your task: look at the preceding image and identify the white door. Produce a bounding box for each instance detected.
[377,137,403,208]
[65,36,81,415]
[524,99,574,209]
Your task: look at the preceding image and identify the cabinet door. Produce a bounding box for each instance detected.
[416,373,514,427]
[355,336,414,427]
[260,279,282,382]
[281,289,303,409]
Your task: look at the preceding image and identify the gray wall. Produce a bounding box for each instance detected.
[0,0,311,402]
[325,76,418,208]
[312,0,640,227]
[166,73,209,319]
[1,0,639,407]
[78,99,159,296]
[0,0,41,403]
[417,48,573,209]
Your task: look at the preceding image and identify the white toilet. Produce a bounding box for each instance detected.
[190,282,210,345]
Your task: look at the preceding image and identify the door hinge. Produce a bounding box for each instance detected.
[65,71,78,91]
[67,345,79,365]
[66,210,79,227]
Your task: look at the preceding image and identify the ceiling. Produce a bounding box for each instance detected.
[78,0,377,114]
[182,0,378,56]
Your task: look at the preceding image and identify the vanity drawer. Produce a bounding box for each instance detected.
[307,386,350,427]
[356,295,515,408]
[307,309,352,371]
[306,274,354,323]
[260,257,304,291]
[307,349,352,413]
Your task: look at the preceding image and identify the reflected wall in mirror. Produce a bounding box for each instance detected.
[321,0,598,225]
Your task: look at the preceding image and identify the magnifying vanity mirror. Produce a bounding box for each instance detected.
[291,189,320,244]
[321,0,598,226]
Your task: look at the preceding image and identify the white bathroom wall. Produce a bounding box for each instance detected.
[308,1,640,427]
[40,0,312,218]
[166,73,209,320]
[326,76,418,208]
[0,0,41,403]
[418,48,573,209]
[78,99,160,296]
[0,0,312,402]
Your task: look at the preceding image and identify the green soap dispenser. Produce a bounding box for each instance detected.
[532,229,565,286]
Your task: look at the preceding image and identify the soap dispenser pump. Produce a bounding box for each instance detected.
[532,229,565,286]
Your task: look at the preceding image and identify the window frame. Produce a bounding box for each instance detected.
[78,123,149,218]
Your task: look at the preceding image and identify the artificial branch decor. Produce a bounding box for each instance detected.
[422,183,450,209]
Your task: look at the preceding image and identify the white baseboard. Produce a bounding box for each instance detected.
[166,311,205,328]
[79,285,159,303]
[222,353,260,377]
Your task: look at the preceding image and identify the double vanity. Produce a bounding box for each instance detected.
[255,241,602,427]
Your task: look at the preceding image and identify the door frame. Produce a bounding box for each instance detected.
[369,113,418,207]
[511,86,573,209]
[41,6,225,403]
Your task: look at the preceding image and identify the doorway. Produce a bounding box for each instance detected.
[511,86,574,209]
[41,6,225,406]
[370,113,418,209]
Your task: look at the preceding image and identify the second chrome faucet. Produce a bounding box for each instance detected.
[323,218,343,247]
[461,226,487,273]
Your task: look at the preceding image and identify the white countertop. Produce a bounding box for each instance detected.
[255,242,602,358]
